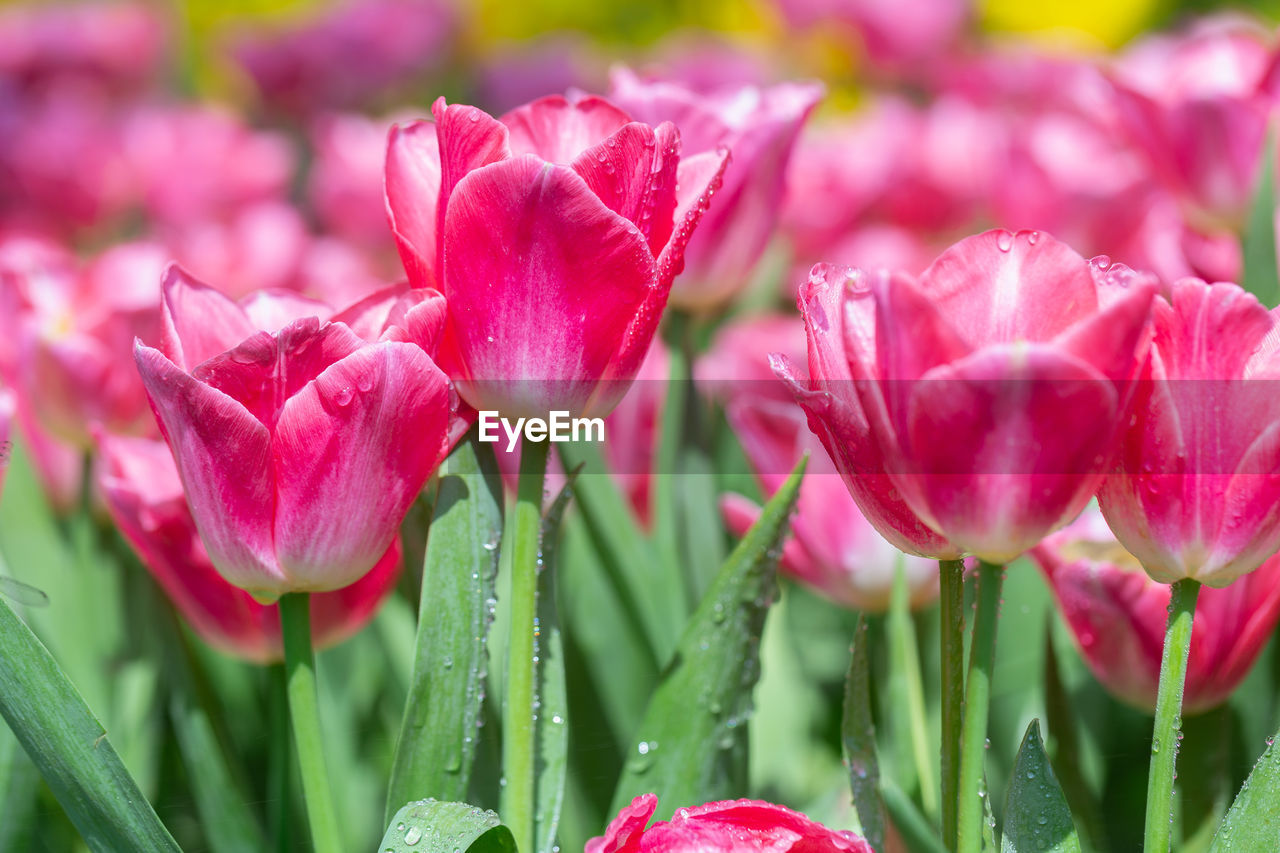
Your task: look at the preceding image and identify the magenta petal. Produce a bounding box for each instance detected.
[193,318,367,427]
[906,345,1119,561]
[385,120,444,289]
[1209,418,1280,584]
[1054,273,1156,382]
[330,281,414,341]
[134,343,282,597]
[241,289,333,333]
[918,229,1098,344]
[658,147,731,293]
[272,342,451,592]
[570,121,680,254]
[502,94,632,164]
[586,794,656,853]
[442,155,656,417]
[159,265,257,370]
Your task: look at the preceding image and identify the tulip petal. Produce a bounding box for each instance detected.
[159,265,257,370]
[918,229,1098,344]
[658,147,731,294]
[571,121,680,255]
[241,289,333,333]
[1209,417,1280,584]
[193,318,367,428]
[134,343,282,596]
[502,94,632,164]
[906,344,1119,561]
[272,342,451,591]
[442,155,656,417]
[386,120,444,289]
[586,793,655,853]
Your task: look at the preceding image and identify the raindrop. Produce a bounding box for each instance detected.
[996,231,1014,252]
[404,826,423,845]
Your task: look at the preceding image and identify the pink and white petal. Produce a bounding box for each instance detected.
[310,538,403,651]
[134,343,282,597]
[272,342,451,591]
[241,289,332,333]
[385,120,444,289]
[906,345,1119,562]
[1054,274,1156,383]
[330,281,413,341]
[159,265,256,370]
[1159,278,1273,380]
[432,98,511,258]
[658,147,731,294]
[1206,417,1280,585]
[442,155,656,418]
[193,319,367,427]
[721,492,812,579]
[917,230,1098,345]
[502,94,632,164]
[570,121,680,254]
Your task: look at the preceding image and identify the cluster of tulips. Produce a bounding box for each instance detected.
[6,0,1280,852]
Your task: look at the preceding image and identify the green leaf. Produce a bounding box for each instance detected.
[881,779,947,853]
[843,615,885,853]
[380,799,517,853]
[387,434,504,821]
[1042,623,1105,851]
[556,440,673,667]
[533,473,573,853]
[608,455,807,820]
[169,694,268,853]
[0,595,179,852]
[1243,123,1278,308]
[1001,720,1081,853]
[0,724,38,851]
[1208,724,1280,851]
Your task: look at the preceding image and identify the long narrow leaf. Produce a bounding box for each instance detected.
[1208,718,1280,851]
[843,615,885,853]
[532,474,574,853]
[1243,123,1279,308]
[0,596,179,852]
[609,456,807,819]
[387,434,504,820]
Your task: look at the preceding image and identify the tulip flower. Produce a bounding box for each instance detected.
[1109,16,1274,231]
[1,239,166,448]
[385,93,728,418]
[609,69,823,311]
[779,233,1156,564]
[98,434,400,662]
[588,794,873,853]
[701,314,936,609]
[134,267,457,601]
[1031,506,1280,714]
[1098,277,1280,586]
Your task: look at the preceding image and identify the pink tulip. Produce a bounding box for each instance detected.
[0,1,168,96]
[1098,277,1280,586]
[308,112,410,249]
[778,233,1157,563]
[1,239,166,448]
[98,434,400,662]
[385,94,727,418]
[134,268,458,601]
[588,794,872,853]
[121,104,294,227]
[232,0,457,116]
[703,314,937,610]
[1031,507,1280,714]
[609,69,823,310]
[771,0,969,76]
[1109,16,1275,231]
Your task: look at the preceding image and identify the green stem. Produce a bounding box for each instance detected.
[279,593,341,853]
[501,439,549,853]
[889,562,938,824]
[939,558,965,850]
[1143,578,1201,853]
[956,561,1003,853]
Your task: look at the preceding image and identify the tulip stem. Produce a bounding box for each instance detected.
[502,438,549,853]
[956,561,1003,853]
[279,593,342,853]
[1143,577,1201,853]
[939,557,965,850]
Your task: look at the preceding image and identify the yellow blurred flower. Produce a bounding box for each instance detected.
[980,0,1161,48]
